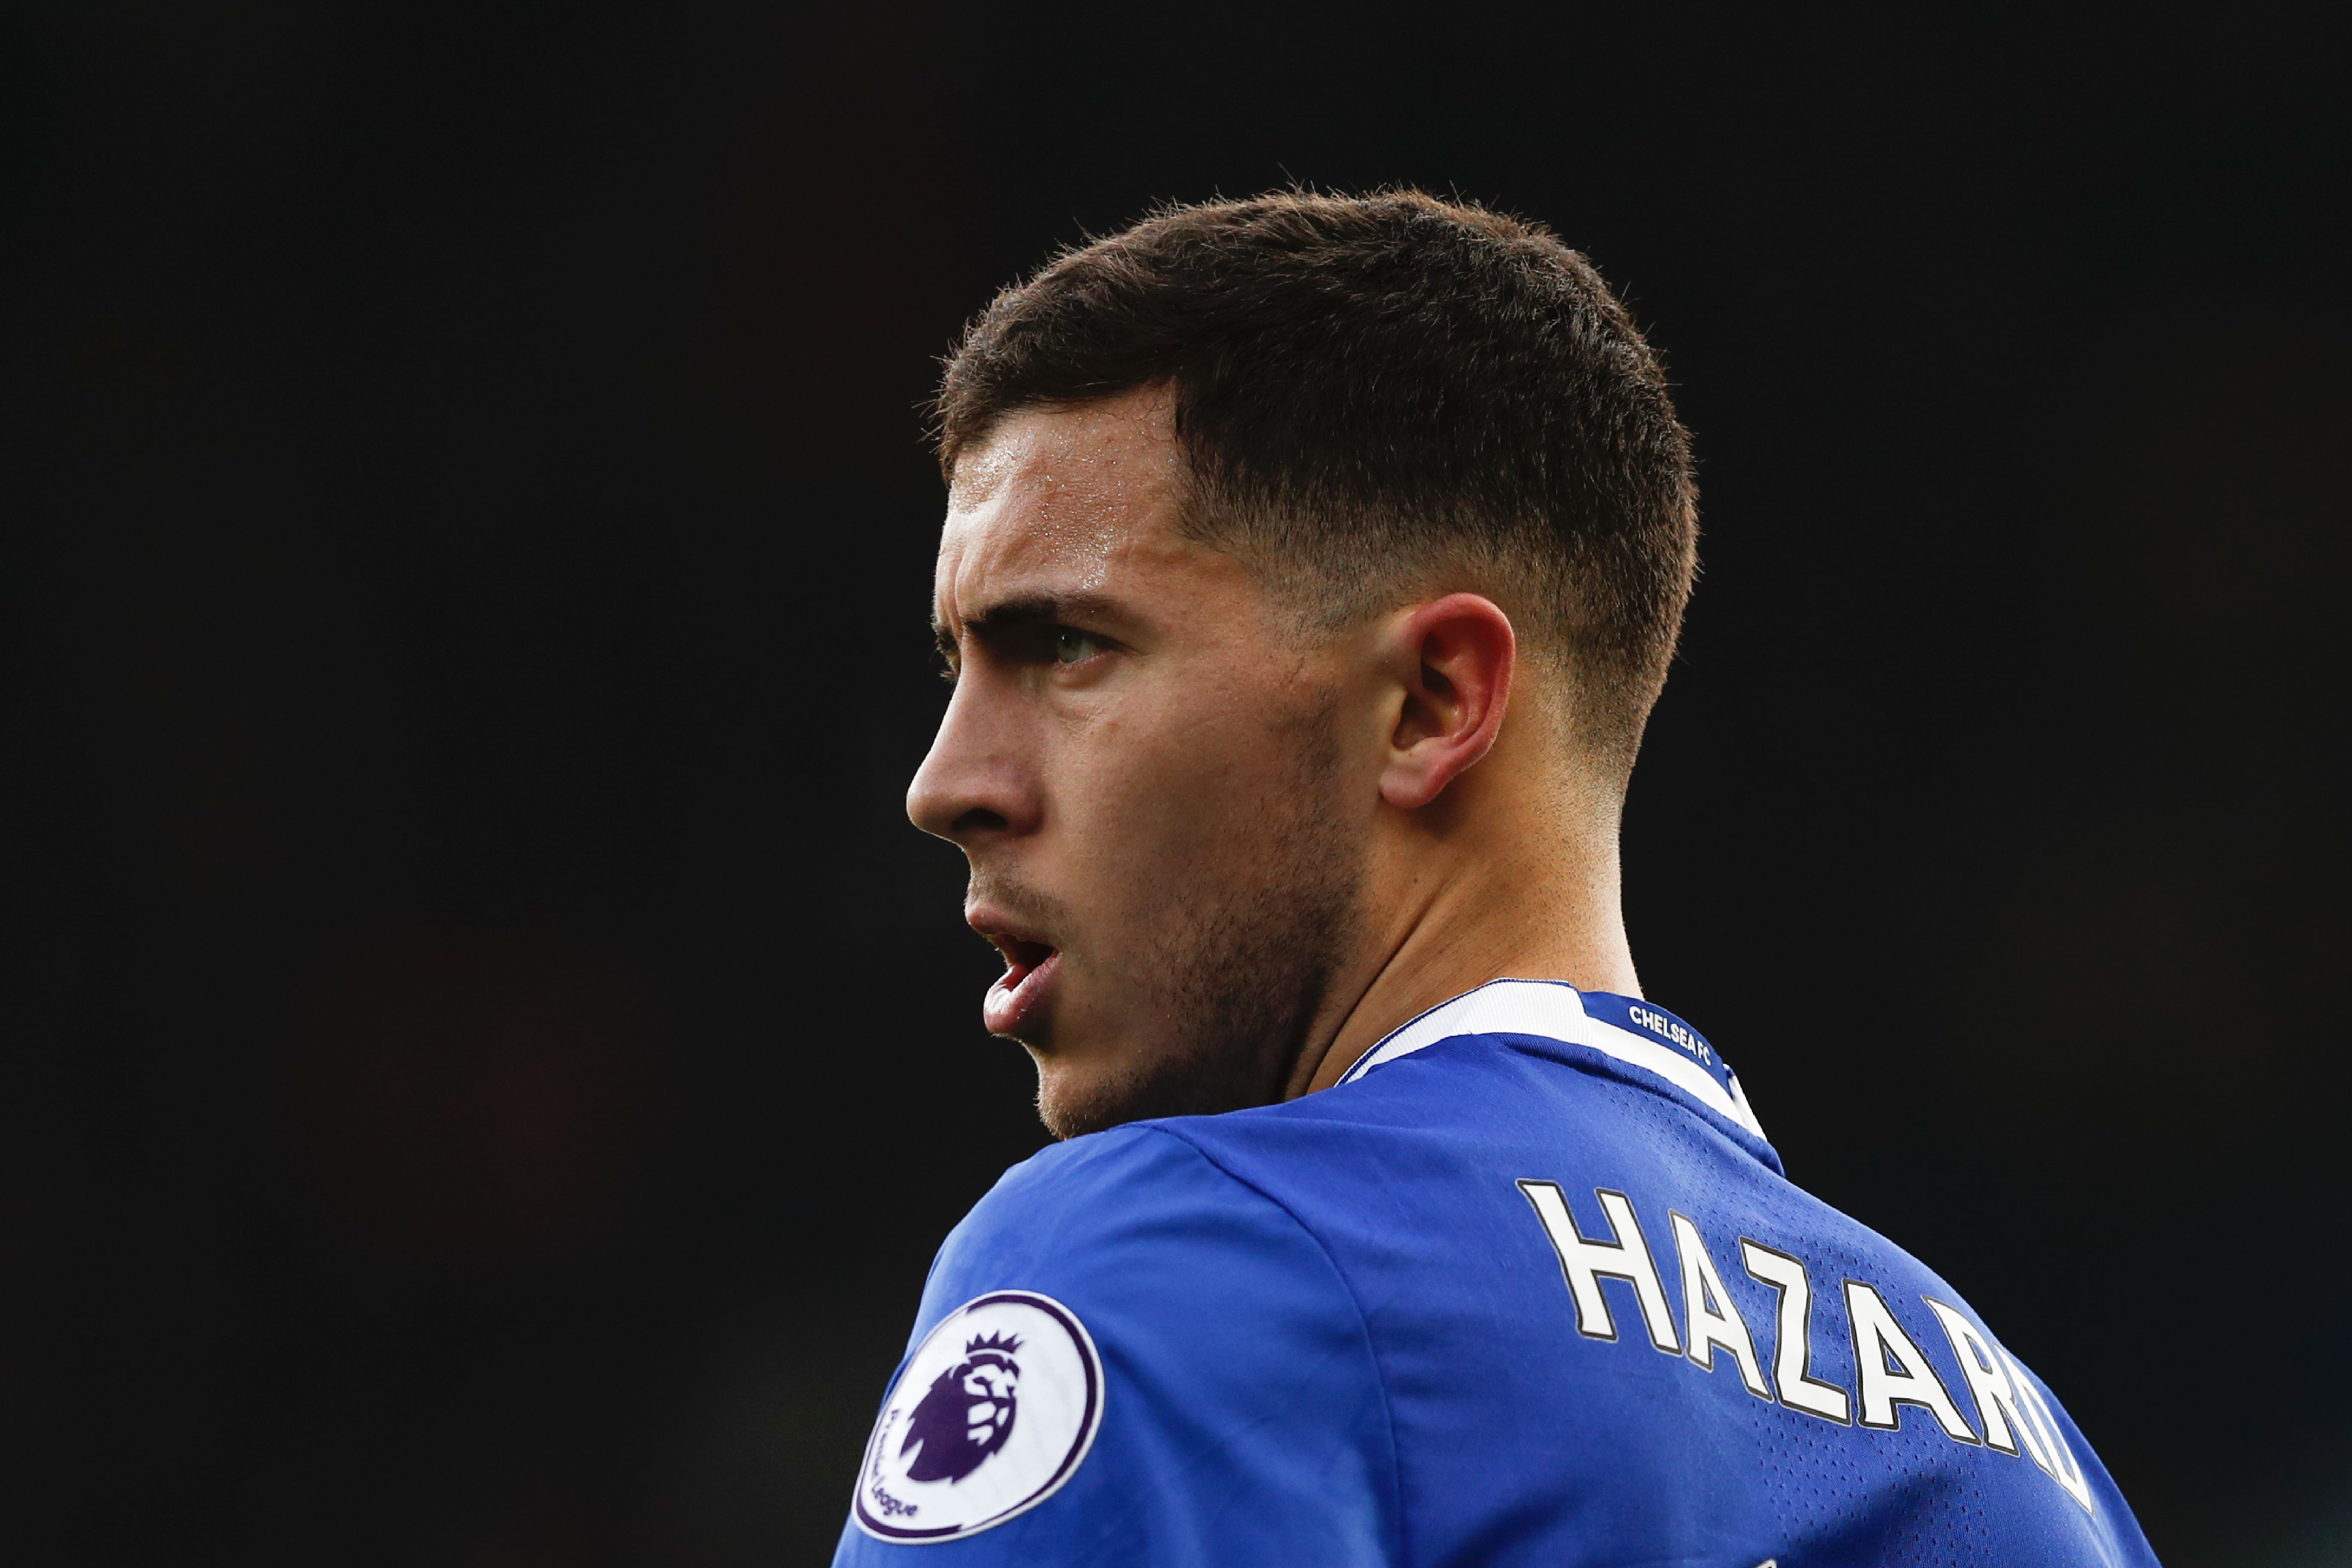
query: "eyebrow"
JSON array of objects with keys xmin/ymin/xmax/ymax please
[{"xmin": 932, "ymin": 591, "xmax": 1127, "ymax": 656}]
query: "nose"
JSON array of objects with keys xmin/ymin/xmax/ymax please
[{"xmin": 906, "ymin": 673, "xmax": 1042, "ymax": 845}]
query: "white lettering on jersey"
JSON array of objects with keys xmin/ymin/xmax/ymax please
[
  {"xmin": 1923, "ymin": 1298, "xmax": 2026, "ymax": 1455},
  {"xmin": 1671, "ymin": 1211, "xmax": 1771, "ymax": 1399},
  {"xmin": 2000, "ymin": 1345, "xmax": 2096, "ymax": 1511},
  {"xmin": 1740, "ymin": 1240, "xmax": 1853, "ymax": 1423},
  {"xmin": 1845, "ymin": 1280, "xmax": 1978, "ymax": 1441},
  {"xmin": 1516, "ymin": 1181, "xmax": 2099, "ymax": 1514},
  {"xmin": 1626, "ymin": 1004, "xmax": 1715, "ymax": 1064},
  {"xmin": 1516, "ymin": 1181, "xmax": 1681, "ymax": 1352}
]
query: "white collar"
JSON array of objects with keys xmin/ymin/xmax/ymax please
[{"xmin": 1338, "ymin": 978, "xmax": 1767, "ymax": 1141}]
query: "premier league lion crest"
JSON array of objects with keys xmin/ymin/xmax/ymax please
[
  {"xmin": 852, "ymin": 1291, "xmax": 1103, "ymax": 1543},
  {"xmin": 901, "ymin": 1331, "xmax": 1023, "ymax": 1482}
]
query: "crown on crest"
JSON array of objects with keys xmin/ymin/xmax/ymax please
[{"xmin": 965, "ymin": 1331, "xmax": 1023, "ymax": 1357}]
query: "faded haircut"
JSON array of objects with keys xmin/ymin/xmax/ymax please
[{"xmin": 934, "ymin": 189, "xmax": 1697, "ymax": 775}]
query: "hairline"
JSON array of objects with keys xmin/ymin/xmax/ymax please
[{"xmin": 947, "ymin": 386, "xmax": 1610, "ymax": 777}]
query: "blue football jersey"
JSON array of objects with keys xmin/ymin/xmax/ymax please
[{"xmin": 833, "ymin": 979, "xmax": 2157, "ymax": 1566}]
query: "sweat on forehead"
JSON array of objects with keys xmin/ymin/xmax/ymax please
[
  {"xmin": 946, "ymin": 386, "xmax": 1185, "ymax": 516},
  {"xmin": 934, "ymin": 392, "xmax": 1213, "ymax": 624}
]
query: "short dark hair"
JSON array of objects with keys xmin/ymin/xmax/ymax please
[{"xmin": 935, "ymin": 190, "xmax": 1697, "ymax": 774}]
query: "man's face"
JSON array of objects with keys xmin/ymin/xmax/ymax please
[{"xmin": 908, "ymin": 388, "xmax": 1369, "ymax": 1137}]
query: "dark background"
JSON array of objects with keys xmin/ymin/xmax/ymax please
[{"xmin": 5, "ymin": 4, "xmax": 2346, "ymax": 1564}]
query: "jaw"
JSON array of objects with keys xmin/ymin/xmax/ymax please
[
  {"xmin": 1021, "ymin": 944, "xmax": 1340, "ymax": 1139},
  {"xmin": 970, "ymin": 674, "xmax": 1369, "ymax": 1136},
  {"xmin": 1020, "ymin": 998, "xmax": 1133, "ymax": 1129}
]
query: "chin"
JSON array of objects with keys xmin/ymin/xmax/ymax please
[
  {"xmin": 1030, "ymin": 1031, "xmax": 1288, "ymax": 1141},
  {"xmin": 1028, "ymin": 1045, "xmax": 1150, "ymax": 1140},
  {"xmin": 1030, "ymin": 1058, "xmax": 1113, "ymax": 1142}
]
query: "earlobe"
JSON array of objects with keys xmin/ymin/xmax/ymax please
[{"xmin": 1379, "ymin": 594, "xmax": 1515, "ymax": 812}]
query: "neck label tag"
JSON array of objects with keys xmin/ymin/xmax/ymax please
[{"xmin": 1579, "ymin": 992, "xmax": 1736, "ymax": 1096}]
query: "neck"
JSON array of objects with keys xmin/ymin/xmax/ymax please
[{"xmin": 1289, "ymin": 789, "xmax": 1639, "ymax": 1097}]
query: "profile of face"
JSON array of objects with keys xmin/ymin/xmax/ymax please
[{"xmin": 907, "ymin": 386, "xmax": 1373, "ymax": 1137}]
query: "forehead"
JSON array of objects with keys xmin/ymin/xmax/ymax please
[{"xmin": 937, "ymin": 386, "xmax": 1200, "ymax": 610}]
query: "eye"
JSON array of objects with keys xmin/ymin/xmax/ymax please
[{"xmin": 1051, "ymin": 627, "xmax": 1105, "ymax": 665}]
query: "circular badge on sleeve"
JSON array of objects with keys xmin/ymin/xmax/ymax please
[{"xmin": 851, "ymin": 1290, "xmax": 1105, "ymax": 1544}]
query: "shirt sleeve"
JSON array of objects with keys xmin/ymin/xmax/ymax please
[{"xmin": 831, "ymin": 1124, "xmax": 1400, "ymax": 1568}]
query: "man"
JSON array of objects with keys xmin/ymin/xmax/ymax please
[{"xmin": 834, "ymin": 192, "xmax": 2156, "ymax": 1565}]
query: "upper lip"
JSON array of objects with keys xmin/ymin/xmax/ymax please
[{"xmin": 967, "ymin": 906, "xmax": 1057, "ymax": 968}]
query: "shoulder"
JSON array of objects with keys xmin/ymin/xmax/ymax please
[
  {"xmin": 926, "ymin": 1041, "xmax": 1632, "ymax": 1294},
  {"xmin": 851, "ymin": 1124, "xmax": 1400, "ymax": 1560},
  {"xmin": 934, "ymin": 1073, "xmax": 1485, "ymax": 1277},
  {"xmin": 925, "ymin": 1121, "xmax": 1343, "ymax": 1320}
]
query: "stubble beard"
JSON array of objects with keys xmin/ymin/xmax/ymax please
[{"xmin": 997, "ymin": 693, "xmax": 1365, "ymax": 1140}]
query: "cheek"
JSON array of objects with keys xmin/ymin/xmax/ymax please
[
  {"xmin": 1101, "ymin": 720, "xmax": 1333, "ymax": 914},
  {"xmin": 1032, "ymin": 668, "xmax": 1351, "ymax": 963},
  {"xmin": 1069, "ymin": 716, "xmax": 1263, "ymax": 865}
]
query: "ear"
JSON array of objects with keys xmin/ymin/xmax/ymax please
[{"xmin": 1379, "ymin": 593, "xmax": 1516, "ymax": 810}]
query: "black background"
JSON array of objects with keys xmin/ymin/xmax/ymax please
[{"xmin": 6, "ymin": 5, "xmax": 2347, "ymax": 1564}]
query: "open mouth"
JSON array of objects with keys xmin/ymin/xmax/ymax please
[{"xmin": 982, "ymin": 935, "xmax": 1060, "ymax": 1035}]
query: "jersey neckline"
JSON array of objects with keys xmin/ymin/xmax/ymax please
[{"xmin": 1336, "ymin": 978, "xmax": 1770, "ymax": 1145}]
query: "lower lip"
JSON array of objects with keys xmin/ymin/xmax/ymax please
[{"xmin": 983, "ymin": 949, "xmax": 1061, "ymax": 1035}]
